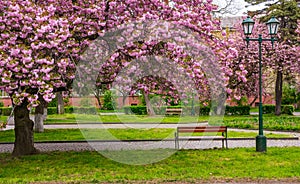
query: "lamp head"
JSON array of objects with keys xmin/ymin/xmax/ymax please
[
  {"xmin": 266, "ymin": 17, "xmax": 280, "ymax": 35},
  {"xmin": 242, "ymin": 16, "xmax": 255, "ymax": 35}
]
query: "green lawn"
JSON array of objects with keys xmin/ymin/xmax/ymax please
[
  {"xmin": 0, "ymin": 128, "xmax": 292, "ymax": 142},
  {"xmin": 44, "ymin": 113, "xmax": 209, "ymax": 124},
  {"xmin": 0, "ymin": 147, "xmax": 299, "ymax": 183},
  {"xmin": 2, "ymin": 113, "xmax": 300, "ymax": 132},
  {"xmin": 43, "ymin": 113, "xmax": 300, "ymax": 131}
]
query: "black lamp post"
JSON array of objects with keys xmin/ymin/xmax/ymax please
[{"xmin": 242, "ymin": 16, "xmax": 280, "ymax": 152}]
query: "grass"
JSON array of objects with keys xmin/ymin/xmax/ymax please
[
  {"xmin": 250, "ymin": 107, "xmax": 259, "ymax": 113},
  {"xmin": 2, "ymin": 113, "xmax": 300, "ymax": 132},
  {"xmin": 0, "ymin": 147, "xmax": 299, "ymax": 183},
  {"xmin": 0, "ymin": 129, "xmax": 292, "ymax": 142},
  {"xmin": 221, "ymin": 115, "xmax": 300, "ymax": 131},
  {"xmin": 43, "ymin": 113, "xmax": 300, "ymax": 131},
  {"xmin": 44, "ymin": 113, "xmax": 209, "ymax": 124}
]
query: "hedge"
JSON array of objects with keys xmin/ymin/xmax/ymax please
[
  {"xmin": 47, "ymin": 107, "xmax": 57, "ymax": 115},
  {"xmin": 124, "ymin": 106, "xmax": 147, "ymax": 115},
  {"xmin": 225, "ymin": 106, "xmax": 250, "ymax": 115},
  {"xmin": 262, "ymin": 104, "xmax": 294, "ymax": 115},
  {"xmin": 123, "ymin": 105, "xmax": 251, "ymax": 116},
  {"xmin": 47, "ymin": 106, "xmax": 97, "ymax": 115},
  {"xmin": 0, "ymin": 107, "xmax": 12, "ymax": 116}
]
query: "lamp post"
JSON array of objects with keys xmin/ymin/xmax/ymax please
[{"xmin": 242, "ymin": 16, "xmax": 280, "ymax": 152}]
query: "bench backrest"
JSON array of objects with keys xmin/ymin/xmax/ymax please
[
  {"xmin": 177, "ymin": 126, "xmax": 227, "ymax": 133},
  {"xmin": 166, "ymin": 109, "xmax": 182, "ymax": 112}
]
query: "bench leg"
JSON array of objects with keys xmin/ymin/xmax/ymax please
[
  {"xmin": 222, "ymin": 139, "xmax": 224, "ymax": 149},
  {"xmin": 175, "ymin": 132, "xmax": 178, "ymax": 149},
  {"xmin": 226, "ymin": 139, "xmax": 228, "ymax": 149}
]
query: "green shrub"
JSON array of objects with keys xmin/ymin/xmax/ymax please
[
  {"xmin": 103, "ymin": 91, "xmax": 116, "ymax": 110},
  {"xmin": 47, "ymin": 107, "xmax": 57, "ymax": 115},
  {"xmin": 0, "ymin": 107, "xmax": 12, "ymax": 116},
  {"xmin": 64, "ymin": 106, "xmax": 74, "ymax": 114},
  {"xmin": 124, "ymin": 106, "xmax": 147, "ymax": 115},
  {"xmin": 225, "ymin": 106, "xmax": 250, "ymax": 115},
  {"xmin": 47, "ymin": 106, "xmax": 97, "ymax": 114},
  {"xmin": 262, "ymin": 105, "xmax": 275, "ymax": 114},
  {"xmin": 199, "ymin": 106, "xmax": 210, "ymax": 115},
  {"xmin": 281, "ymin": 105, "xmax": 294, "ymax": 115},
  {"xmin": 48, "ymin": 97, "xmax": 57, "ymax": 107},
  {"xmin": 0, "ymin": 101, "xmax": 3, "ymax": 107},
  {"xmin": 262, "ymin": 104, "xmax": 294, "ymax": 115}
]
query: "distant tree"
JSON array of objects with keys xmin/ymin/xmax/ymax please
[{"xmin": 245, "ymin": 0, "xmax": 300, "ymax": 115}]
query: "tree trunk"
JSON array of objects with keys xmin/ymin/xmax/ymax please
[
  {"xmin": 122, "ymin": 95, "xmax": 127, "ymax": 107},
  {"xmin": 95, "ymin": 95, "xmax": 102, "ymax": 109},
  {"xmin": 275, "ymin": 70, "xmax": 283, "ymax": 116},
  {"xmin": 34, "ymin": 104, "xmax": 44, "ymax": 133},
  {"xmin": 94, "ymin": 88, "xmax": 102, "ymax": 109},
  {"xmin": 249, "ymin": 96, "xmax": 258, "ymax": 107},
  {"xmin": 57, "ymin": 91, "xmax": 64, "ymax": 114},
  {"xmin": 143, "ymin": 91, "xmax": 155, "ymax": 116},
  {"xmin": 34, "ymin": 95, "xmax": 47, "ymax": 133},
  {"xmin": 43, "ymin": 107, "xmax": 47, "ymax": 121},
  {"xmin": 12, "ymin": 100, "xmax": 39, "ymax": 157}
]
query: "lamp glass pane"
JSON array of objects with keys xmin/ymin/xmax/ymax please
[
  {"xmin": 248, "ymin": 23, "xmax": 254, "ymax": 34},
  {"xmin": 243, "ymin": 22, "xmax": 254, "ymax": 35},
  {"xmin": 268, "ymin": 23, "xmax": 276, "ymax": 34},
  {"xmin": 243, "ymin": 23, "xmax": 248, "ymax": 34}
]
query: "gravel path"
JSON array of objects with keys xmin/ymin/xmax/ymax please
[
  {"xmin": 1, "ymin": 139, "xmax": 299, "ymax": 153},
  {"xmin": 1, "ymin": 123, "xmax": 299, "ymax": 153}
]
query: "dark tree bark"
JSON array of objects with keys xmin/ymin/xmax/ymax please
[
  {"xmin": 57, "ymin": 92, "xmax": 65, "ymax": 114},
  {"xmin": 249, "ymin": 95, "xmax": 258, "ymax": 107},
  {"xmin": 12, "ymin": 100, "xmax": 39, "ymax": 157},
  {"xmin": 275, "ymin": 70, "xmax": 283, "ymax": 116},
  {"xmin": 143, "ymin": 91, "xmax": 155, "ymax": 116}
]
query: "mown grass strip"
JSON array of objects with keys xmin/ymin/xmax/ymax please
[
  {"xmin": 0, "ymin": 147, "xmax": 299, "ymax": 183},
  {"xmin": 0, "ymin": 128, "xmax": 292, "ymax": 143}
]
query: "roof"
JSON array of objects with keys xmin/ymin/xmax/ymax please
[{"xmin": 220, "ymin": 16, "xmax": 243, "ymax": 29}]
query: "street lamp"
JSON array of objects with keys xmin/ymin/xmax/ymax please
[{"xmin": 242, "ymin": 16, "xmax": 280, "ymax": 152}]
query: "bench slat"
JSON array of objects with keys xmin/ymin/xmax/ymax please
[
  {"xmin": 178, "ymin": 126, "xmax": 227, "ymax": 133},
  {"xmin": 178, "ymin": 129, "xmax": 226, "ymax": 133}
]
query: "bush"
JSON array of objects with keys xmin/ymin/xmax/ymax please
[
  {"xmin": 262, "ymin": 105, "xmax": 275, "ymax": 114},
  {"xmin": 48, "ymin": 106, "xmax": 98, "ymax": 115},
  {"xmin": 225, "ymin": 106, "xmax": 250, "ymax": 115},
  {"xmin": 0, "ymin": 107, "xmax": 12, "ymax": 116},
  {"xmin": 48, "ymin": 97, "xmax": 57, "ymax": 107},
  {"xmin": 103, "ymin": 91, "xmax": 116, "ymax": 110},
  {"xmin": 47, "ymin": 107, "xmax": 57, "ymax": 115},
  {"xmin": 64, "ymin": 106, "xmax": 74, "ymax": 114},
  {"xmin": 199, "ymin": 106, "xmax": 210, "ymax": 115},
  {"xmin": 281, "ymin": 105, "xmax": 294, "ymax": 115},
  {"xmin": 0, "ymin": 101, "xmax": 4, "ymax": 107},
  {"xmin": 262, "ymin": 104, "xmax": 294, "ymax": 115},
  {"xmin": 124, "ymin": 106, "xmax": 147, "ymax": 115}
]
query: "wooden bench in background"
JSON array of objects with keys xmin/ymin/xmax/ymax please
[
  {"xmin": 165, "ymin": 108, "xmax": 182, "ymax": 115},
  {"xmin": 174, "ymin": 126, "xmax": 228, "ymax": 149}
]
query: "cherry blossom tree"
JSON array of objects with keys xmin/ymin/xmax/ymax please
[
  {"xmin": 0, "ymin": 0, "xmax": 244, "ymax": 156},
  {"xmin": 225, "ymin": 18, "xmax": 300, "ymax": 110},
  {"xmin": 0, "ymin": 0, "xmax": 181, "ymax": 156}
]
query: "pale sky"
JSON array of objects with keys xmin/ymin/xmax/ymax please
[{"xmin": 213, "ymin": 0, "xmax": 278, "ymax": 16}]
